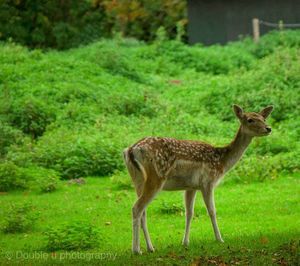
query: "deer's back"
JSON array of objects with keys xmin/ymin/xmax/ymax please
[{"xmin": 130, "ymin": 137, "xmax": 224, "ymax": 187}]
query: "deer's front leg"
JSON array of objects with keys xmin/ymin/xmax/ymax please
[
  {"xmin": 202, "ymin": 187, "xmax": 224, "ymax": 242},
  {"xmin": 182, "ymin": 190, "xmax": 197, "ymax": 246}
]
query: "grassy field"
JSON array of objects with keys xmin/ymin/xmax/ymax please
[
  {"xmin": 0, "ymin": 174, "xmax": 299, "ymax": 265},
  {"xmin": 0, "ymin": 30, "xmax": 300, "ymax": 265}
]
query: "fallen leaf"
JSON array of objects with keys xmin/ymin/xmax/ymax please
[
  {"xmin": 169, "ymin": 79, "xmax": 182, "ymax": 85},
  {"xmin": 260, "ymin": 236, "xmax": 269, "ymax": 244},
  {"xmin": 276, "ymin": 257, "xmax": 288, "ymax": 266}
]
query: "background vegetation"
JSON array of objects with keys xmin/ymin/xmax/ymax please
[
  {"xmin": 0, "ymin": 30, "xmax": 299, "ymax": 265},
  {"xmin": 1, "ymin": 30, "xmax": 300, "ymax": 185},
  {"xmin": 0, "ymin": 0, "xmax": 186, "ymax": 49}
]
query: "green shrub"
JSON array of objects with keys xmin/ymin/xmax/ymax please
[
  {"xmin": 52, "ymin": 22, "xmax": 78, "ymax": 50},
  {"xmin": 154, "ymin": 40, "xmax": 255, "ymax": 75},
  {"xmin": 274, "ymin": 151, "xmax": 300, "ymax": 174},
  {"xmin": 2, "ymin": 203, "xmax": 39, "ymax": 233},
  {"xmin": 0, "ymin": 122, "xmax": 24, "ymax": 157},
  {"xmin": 200, "ymin": 49, "xmax": 300, "ymax": 122},
  {"xmin": 111, "ymin": 170, "xmax": 132, "ymax": 190},
  {"xmin": 0, "ymin": 32, "xmax": 300, "ymax": 185},
  {"xmin": 0, "ymin": 161, "xmax": 60, "ymax": 192},
  {"xmin": 106, "ymin": 92, "xmax": 162, "ymax": 117},
  {"xmin": 228, "ymin": 155, "xmax": 282, "ymax": 183},
  {"xmin": 251, "ymin": 30, "xmax": 300, "ymax": 58},
  {"xmin": 45, "ymin": 220, "xmax": 101, "ymax": 251},
  {"xmin": 32, "ymin": 128, "xmax": 124, "ymax": 178},
  {"xmin": 95, "ymin": 46, "xmax": 145, "ymax": 83},
  {"xmin": 39, "ymin": 175, "xmax": 59, "ymax": 193},
  {"xmin": 159, "ymin": 201, "xmax": 184, "ymax": 215},
  {"xmin": 253, "ymin": 136, "xmax": 290, "ymax": 156},
  {"xmin": 54, "ymin": 87, "xmax": 95, "ymax": 105},
  {"xmin": 0, "ymin": 161, "xmax": 28, "ymax": 191},
  {"xmin": 56, "ymin": 101, "xmax": 98, "ymax": 126},
  {"xmin": 0, "ymin": 0, "xmax": 186, "ymax": 49},
  {"xmin": 228, "ymin": 151, "xmax": 299, "ymax": 184},
  {"xmin": 21, "ymin": 166, "xmax": 60, "ymax": 193},
  {"xmin": 8, "ymin": 96, "xmax": 56, "ymax": 138}
]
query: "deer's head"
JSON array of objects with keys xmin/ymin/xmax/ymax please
[{"xmin": 233, "ymin": 104, "xmax": 273, "ymax": 137}]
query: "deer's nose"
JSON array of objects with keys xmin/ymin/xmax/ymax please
[{"xmin": 266, "ymin": 127, "xmax": 272, "ymax": 133}]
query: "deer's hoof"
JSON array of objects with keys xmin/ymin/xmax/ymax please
[
  {"xmin": 217, "ymin": 238, "xmax": 224, "ymax": 243},
  {"xmin": 182, "ymin": 240, "xmax": 189, "ymax": 247},
  {"xmin": 147, "ymin": 246, "xmax": 155, "ymax": 253},
  {"xmin": 132, "ymin": 249, "xmax": 142, "ymax": 255}
]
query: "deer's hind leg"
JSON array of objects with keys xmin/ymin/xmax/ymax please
[
  {"xmin": 132, "ymin": 168, "xmax": 164, "ymax": 254},
  {"xmin": 141, "ymin": 209, "xmax": 154, "ymax": 252},
  {"xmin": 132, "ymin": 176, "xmax": 155, "ymax": 253}
]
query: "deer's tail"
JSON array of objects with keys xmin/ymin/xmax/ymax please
[{"xmin": 123, "ymin": 147, "xmax": 147, "ymax": 182}]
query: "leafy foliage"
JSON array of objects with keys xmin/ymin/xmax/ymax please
[
  {"xmin": 2, "ymin": 202, "xmax": 39, "ymax": 233},
  {"xmin": 0, "ymin": 162, "xmax": 60, "ymax": 192},
  {"xmin": 8, "ymin": 96, "xmax": 56, "ymax": 138},
  {"xmin": 22, "ymin": 166, "xmax": 61, "ymax": 193},
  {"xmin": 0, "ymin": 30, "xmax": 300, "ymax": 185},
  {"xmin": 0, "ymin": 161, "xmax": 29, "ymax": 191},
  {"xmin": 159, "ymin": 201, "xmax": 184, "ymax": 215},
  {"xmin": 0, "ymin": 0, "xmax": 186, "ymax": 49},
  {"xmin": 110, "ymin": 170, "xmax": 133, "ymax": 190},
  {"xmin": 45, "ymin": 220, "xmax": 101, "ymax": 251},
  {"xmin": 30, "ymin": 128, "xmax": 124, "ymax": 179},
  {"xmin": 0, "ymin": 122, "xmax": 24, "ymax": 157}
]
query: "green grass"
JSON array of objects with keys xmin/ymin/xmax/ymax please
[{"xmin": 0, "ymin": 175, "xmax": 299, "ymax": 265}]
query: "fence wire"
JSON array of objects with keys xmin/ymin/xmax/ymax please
[{"xmin": 259, "ymin": 20, "xmax": 300, "ymax": 28}]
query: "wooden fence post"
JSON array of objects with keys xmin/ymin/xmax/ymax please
[
  {"xmin": 252, "ymin": 18, "xmax": 260, "ymax": 43},
  {"xmin": 279, "ymin": 20, "xmax": 284, "ymax": 30}
]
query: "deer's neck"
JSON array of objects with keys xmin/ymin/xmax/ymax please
[{"xmin": 221, "ymin": 126, "xmax": 253, "ymax": 172}]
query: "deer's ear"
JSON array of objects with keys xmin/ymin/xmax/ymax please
[
  {"xmin": 260, "ymin": 105, "xmax": 274, "ymax": 119},
  {"xmin": 233, "ymin": 104, "xmax": 244, "ymax": 120}
]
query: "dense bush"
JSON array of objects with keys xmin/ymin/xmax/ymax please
[
  {"xmin": 0, "ymin": 161, "xmax": 29, "ymax": 191},
  {"xmin": 0, "ymin": 122, "xmax": 24, "ymax": 157},
  {"xmin": 0, "ymin": 0, "xmax": 186, "ymax": 49},
  {"xmin": 0, "ymin": 0, "xmax": 108, "ymax": 49},
  {"xmin": 8, "ymin": 96, "xmax": 56, "ymax": 138},
  {"xmin": 22, "ymin": 167, "xmax": 61, "ymax": 193},
  {"xmin": 0, "ymin": 161, "xmax": 60, "ymax": 192},
  {"xmin": 159, "ymin": 201, "xmax": 184, "ymax": 215},
  {"xmin": 94, "ymin": 45, "xmax": 146, "ymax": 83},
  {"xmin": 106, "ymin": 92, "xmax": 163, "ymax": 117},
  {"xmin": 111, "ymin": 170, "xmax": 132, "ymax": 190},
  {"xmin": 154, "ymin": 40, "xmax": 255, "ymax": 74},
  {"xmin": 31, "ymin": 128, "xmax": 124, "ymax": 179},
  {"xmin": 229, "ymin": 156, "xmax": 282, "ymax": 183},
  {"xmin": 2, "ymin": 203, "xmax": 39, "ymax": 233},
  {"xmin": 45, "ymin": 220, "xmax": 101, "ymax": 251},
  {"xmin": 199, "ymin": 48, "xmax": 300, "ymax": 121},
  {"xmin": 0, "ymin": 30, "xmax": 299, "ymax": 184},
  {"xmin": 250, "ymin": 30, "xmax": 300, "ymax": 58}
]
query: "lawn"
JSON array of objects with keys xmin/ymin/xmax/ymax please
[{"xmin": 0, "ymin": 174, "xmax": 299, "ymax": 265}]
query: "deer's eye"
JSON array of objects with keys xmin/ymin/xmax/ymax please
[{"xmin": 247, "ymin": 118, "xmax": 254, "ymax": 123}]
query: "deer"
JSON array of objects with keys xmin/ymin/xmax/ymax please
[{"xmin": 123, "ymin": 104, "xmax": 273, "ymax": 254}]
